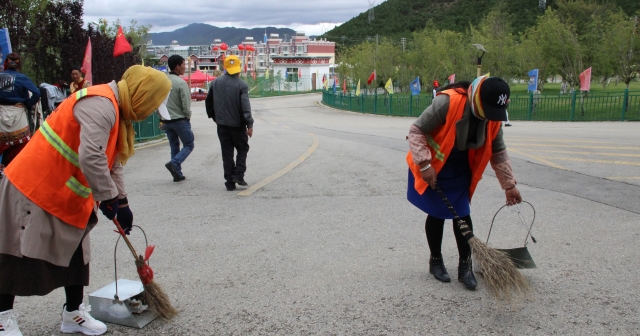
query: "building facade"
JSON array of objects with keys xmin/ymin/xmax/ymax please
[{"xmin": 147, "ymin": 32, "xmax": 336, "ymax": 79}]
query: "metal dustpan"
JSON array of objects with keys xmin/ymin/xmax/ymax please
[
  {"xmin": 487, "ymin": 201, "xmax": 537, "ymax": 269},
  {"xmin": 88, "ymin": 226, "xmax": 157, "ymax": 328}
]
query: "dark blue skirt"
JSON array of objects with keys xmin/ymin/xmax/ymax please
[{"xmin": 407, "ymin": 148, "xmax": 471, "ymax": 219}]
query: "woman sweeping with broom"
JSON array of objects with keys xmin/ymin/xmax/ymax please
[
  {"xmin": 0, "ymin": 66, "xmax": 172, "ymax": 336},
  {"xmin": 407, "ymin": 76, "xmax": 523, "ymax": 292}
]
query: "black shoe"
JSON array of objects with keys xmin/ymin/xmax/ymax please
[
  {"xmin": 165, "ymin": 162, "xmax": 180, "ymax": 180},
  {"xmin": 429, "ymin": 257, "xmax": 451, "ymax": 283},
  {"xmin": 505, "ymin": 123, "xmax": 512, "ymax": 127},
  {"xmin": 225, "ymin": 182, "xmax": 236, "ymax": 191},
  {"xmin": 232, "ymin": 178, "xmax": 248, "ymax": 186},
  {"xmin": 458, "ymin": 259, "xmax": 477, "ymax": 290},
  {"xmin": 174, "ymin": 175, "xmax": 186, "ymax": 182}
]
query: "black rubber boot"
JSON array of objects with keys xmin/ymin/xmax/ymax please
[
  {"xmin": 458, "ymin": 259, "xmax": 477, "ymax": 290},
  {"xmin": 429, "ymin": 256, "xmax": 451, "ymax": 283}
]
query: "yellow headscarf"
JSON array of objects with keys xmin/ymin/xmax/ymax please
[{"xmin": 116, "ymin": 65, "xmax": 171, "ymax": 164}]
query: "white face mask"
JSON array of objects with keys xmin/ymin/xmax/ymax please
[{"xmin": 157, "ymin": 90, "xmax": 171, "ymax": 120}]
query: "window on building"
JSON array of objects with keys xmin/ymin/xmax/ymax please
[
  {"xmin": 286, "ymin": 68, "xmax": 299, "ymax": 82},
  {"xmin": 270, "ymin": 48, "xmax": 276, "ymax": 54}
]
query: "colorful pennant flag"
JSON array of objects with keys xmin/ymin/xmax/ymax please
[
  {"xmin": 367, "ymin": 70, "xmax": 376, "ymax": 85},
  {"xmin": 579, "ymin": 67, "xmax": 592, "ymax": 92},
  {"xmin": 355, "ymin": 79, "xmax": 361, "ymax": 96},
  {"xmin": 410, "ymin": 76, "xmax": 420, "ymax": 96},
  {"xmin": 342, "ymin": 79, "xmax": 347, "ymax": 94},
  {"xmin": 447, "ymin": 74, "xmax": 455, "ymax": 84},
  {"xmin": 385, "ymin": 78, "xmax": 394, "ymax": 94},
  {"xmin": 527, "ymin": 69, "xmax": 539, "ymax": 92}
]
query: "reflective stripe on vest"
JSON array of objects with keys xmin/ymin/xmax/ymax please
[
  {"xmin": 426, "ymin": 134, "xmax": 445, "ymax": 162},
  {"xmin": 66, "ymin": 176, "xmax": 92, "ymax": 198},
  {"xmin": 40, "ymin": 121, "xmax": 80, "ymax": 168},
  {"xmin": 76, "ymin": 88, "xmax": 88, "ymax": 100}
]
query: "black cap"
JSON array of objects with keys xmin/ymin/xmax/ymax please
[{"xmin": 480, "ymin": 77, "xmax": 510, "ymax": 121}]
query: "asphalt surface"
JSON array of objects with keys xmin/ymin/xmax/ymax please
[{"xmin": 13, "ymin": 94, "xmax": 640, "ymax": 335}]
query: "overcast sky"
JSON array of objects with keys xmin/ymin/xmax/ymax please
[{"xmin": 83, "ymin": 0, "xmax": 374, "ymax": 35}]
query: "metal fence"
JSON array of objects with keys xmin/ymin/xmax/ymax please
[
  {"xmin": 134, "ymin": 112, "xmax": 164, "ymax": 142},
  {"xmin": 322, "ymin": 89, "xmax": 640, "ymax": 121}
]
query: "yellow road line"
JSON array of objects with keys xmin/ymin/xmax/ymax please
[
  {"xmin": 606, "ymin": 176, "xmax": 640, "ymax": 180},
  {"xmin": 535, "ymin": 156, "xmax": 640, "ymax": 166},
  {"xmin": 510, "ymin": 149, "xmax": 640, "ymax": 158},
  {"xmin": 509, "ymin": 148, "xmax": 569, "ymax": 170},
  {"xmin": 508, "ymin": 143, "xmax": 640, "ymax": 151},
  {"xmin": 239, "ymin": 133, "xmax": 319, "ymax": 196},
  {"xmin": 135, "ymin": 139, "xmax": 168, "ymax": 150}
]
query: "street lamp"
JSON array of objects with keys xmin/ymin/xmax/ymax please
[{"xmin": 472, "ymin": 43, "xmax": 487, "ymax": 78}]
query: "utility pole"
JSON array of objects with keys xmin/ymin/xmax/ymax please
[
  {"xmin": 375, "ymin": 34, "xmax": 379, "ymax": 46},
  {"xmin": 401, "ymin": 37, "xmax": 406, "ymax": 52}
]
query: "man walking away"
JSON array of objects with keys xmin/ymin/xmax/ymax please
[
  {"xmin": 205, "ymin": 55, "xmax": 253, "ymax": 191},
  {"xmin": 163, "ymin": 55, "xmax": 194, "ymax": 182}
]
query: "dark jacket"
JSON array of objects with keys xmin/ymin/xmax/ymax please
[
  {"xmin": 205, "ymin": 73, "xmax": 253, "ymax": 129},
  {"xmin": 0, "ymin": 70, "xmax": 41, "ymax": 109}
]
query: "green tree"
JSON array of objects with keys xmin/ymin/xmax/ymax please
[
  {"xmin": 601, "ymin": 12, "xmax": 640, "ymax": 89},
  {"xmin": 470, "ymin": 8, "xmax": 518, "ymax": 80}
]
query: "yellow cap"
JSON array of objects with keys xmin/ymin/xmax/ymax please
[{"xmin": 224, "ymin": 55, "xmax": 241, "ymax": 75}]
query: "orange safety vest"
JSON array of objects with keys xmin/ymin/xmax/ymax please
[
  {"xmin": 5, "ymin": 85, "xmax": 120, "ymax": 229},
  {"xmin": 406, "ymin": 88, "xmax": 501, "ymax": 200}
]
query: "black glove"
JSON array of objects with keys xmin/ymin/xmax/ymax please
[
  {"xmin": 117, "ymin": 197, "xmax": 133, "ymax": 235},
  {"xmin": 99, "ymin": 197, "xmax": 119, "ymax": 220}
]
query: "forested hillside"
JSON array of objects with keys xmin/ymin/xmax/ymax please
[
  {"xmin": 324, "ymin": 0, "xmax": 640, "ymax": 44},
  {"xmin": 333, "ymin": 0, "xmax": 640, "ymax": 92}
]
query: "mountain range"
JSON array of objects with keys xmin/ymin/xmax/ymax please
[{"xmin": 148, "ymin": 23, "xmax": 297, "ymax": 46}]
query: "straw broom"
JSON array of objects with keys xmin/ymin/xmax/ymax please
[
  {"xmin": 113, "ymin": 218, "xmax": 178, "ymax": 320},
  {"xmin": 434, "ymin": 184, "xmax": 531, "ymax": 301}
]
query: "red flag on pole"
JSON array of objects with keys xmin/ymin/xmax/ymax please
[
  {"xmin": 342, "ymin": 79, "xmax": 347, "ymax": 94},
  {"xmin": 251, "ymin": 71, "xmax": 256, "ymax": 80},
  {"xmin": 298, "ymin": 69, "xmax": 302, "ymax": 78},
  {"xmin": 367, "ymin": 70, "xmax": 376, "ymax": 85},
  {"xmin": 579, "ymin": 67, "xmax": 591, "ymax": 92},
  {"xmin": 113, "ymin": 26, "xmax": 132, "ymax": 57},
  {"xmin": 81, "ymin": 37, "xmax": 92, "ymax": 85}
]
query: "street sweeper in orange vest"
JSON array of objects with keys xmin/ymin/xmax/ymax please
[{"xmin": 0, "ymin": 65, "xmax": 171, "ymax": 336}]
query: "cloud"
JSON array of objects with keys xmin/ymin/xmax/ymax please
[{"xmin": 83, "ymin": 0, "xmax": 369, "ymax": 34}]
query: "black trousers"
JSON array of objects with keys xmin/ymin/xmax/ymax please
[
  {"xmin": 216, "ymin": 125, "xmax": 249, "ymax": 184},
  {"xmin": 425, "ymin": 215, "xmax": 473, "ymax": 261}
]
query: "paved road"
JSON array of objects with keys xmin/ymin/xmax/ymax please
[{"xmin": 16, "ymin": 94, "xmax": 640, "ymax": 335}]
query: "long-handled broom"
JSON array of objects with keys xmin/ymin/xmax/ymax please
[
  {"xmin": 433, "ymin": 184, "xmax": 531, "ymax": 301},
  {"xmin": 112, "ymin": 218, "xmax": 178, "ymax": 320}
]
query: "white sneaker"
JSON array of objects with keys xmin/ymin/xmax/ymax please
[
  {"xmin": 0, "ymin": 310, "xmax": 23, "ymax": 336},
  {"xmin": 61, "ymin": 304, "xmax": 107, "ymax": 335}
]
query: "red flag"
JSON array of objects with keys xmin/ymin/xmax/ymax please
[
  {"xmin": 113, "ymin": 26, "xmax": 132, "ymax": 57},
  {"xmin": 579, "ymin": 67, "xmax": 591, "ymax": 92},
  {"xmin": 298, "ymin": 69, "xmax": 302, "ymax": 78},
  {"xmin": 342, "ymin": 79, "xmax": 347, "ymax": 94},
  {"xmin": 322, "ymin": 74, "xmax": 326, "ymax": 83},
  {"xmin": 251, "ymin": 71, "xmax": 256, "ymax": 80},
  {"xmin": 367, "ymin": 70, "xmax": 376, "ymax": 85},
  {"xmin": 81, "ymin": 38, "xmax": 92, "ymax": 85},
  {"xmin": 244, "ymin": 61, "xmax": 247, "ymax": 73}
]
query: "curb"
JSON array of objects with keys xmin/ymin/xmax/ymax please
[{"xmin": 134, "ymin": 136, "xmax": 167, "ymax": 148}]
